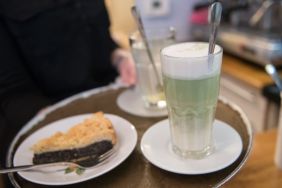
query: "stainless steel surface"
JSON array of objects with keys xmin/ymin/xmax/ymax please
[
  {"xmin": 131, "ymin": 6, "xmax": 163, "ymax": 89},
  {"xmin": 218, "ymin": 26, "xmax": 282, "ymax": 66},
  {"xmin": 1, "ymin": 146, "xmax": 116, "ymax": 174},
  {"xmin": 191, "ymin": 0, "xmax": 282, "ymax": 66},
  {"xmin": 226, "ymin": 0, "xmax": 282, "ymax": 65}
]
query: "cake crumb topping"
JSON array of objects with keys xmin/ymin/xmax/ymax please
[{"xmin": 32, "ymin": 112, "xmax": 117, "ymax": 153}]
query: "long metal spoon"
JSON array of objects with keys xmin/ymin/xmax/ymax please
[
  {"xmin": 265, "ymin": 63, "xmax": 282, "ymax": 91},
  {"xmin": 131, "ymin": 6, "xmax": 163, "ymax": 89},
  {"xmin": 208, "ymin": 2, "xmax": 222, "ymax": 63}
]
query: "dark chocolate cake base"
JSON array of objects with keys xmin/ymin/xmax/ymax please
[{"xmin": 33, "ymin": 140, "xmax": 113, "ymax": 164}]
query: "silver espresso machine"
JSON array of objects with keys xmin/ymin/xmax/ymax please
[{"xmin": 191, "ymin": 0, "xmax": 282, "ymax": 66}]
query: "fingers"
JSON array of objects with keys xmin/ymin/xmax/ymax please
[
  {"xmin": 112, "ymin": 49, "xmax": 137, "ymax": 86},
  {"xmin": 120, "ymin": 59, "xmax": 136, "ymax": 86}
]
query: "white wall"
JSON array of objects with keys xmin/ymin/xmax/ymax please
[
  {"xmin": 105, "ymin": 0, "xmax": 137, "ymax": 48},
  {"xmin": 136, "ymin": 0, "xmax": 199, "ymax": 41}
]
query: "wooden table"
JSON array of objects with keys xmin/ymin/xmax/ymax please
[{"xmin": 226, "ymin": 130, "xmax": 282, "ymax": 187}]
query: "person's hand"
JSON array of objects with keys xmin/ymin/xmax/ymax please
[{"xmin": 112, "ymin": 49, "xmax": 136, "ymax": 86}]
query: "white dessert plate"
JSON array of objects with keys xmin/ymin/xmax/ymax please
[
  {"xmin": 141, "ymin": 119, "xmax": 242, "ymax": 174},
  {"xmin": 13, "ymin": 114, "xmax": 137, "ymax": 185},
  {"xmin": 117, "ymin": 89, "xmax": 167, "ymax": 117}
]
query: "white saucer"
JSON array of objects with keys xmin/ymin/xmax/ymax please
[
  {"xmin": 117, "ymin": 89, "xmax": 167, "ymax": 117},
  {"xmin": 13, "ymin": 114, "xmax": 137, "ymax": 185},
  {"xmin": 141, "ymin": 119, "xmax": 242, "ymax": 174}
]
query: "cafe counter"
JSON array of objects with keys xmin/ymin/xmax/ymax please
[{"xmin": 220, "ymin": 54, "xmax": 280, "ymax": 132}]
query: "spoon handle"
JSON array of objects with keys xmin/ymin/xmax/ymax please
[
  {"xmin": 208, "ymin": 2, "xmax": 222, "ymax": 55},
  {"xmin": 131, "ymin": 6, "xmax": 163, "ymax": 87},
  {"xmin": 208, "ymin": 25, "xmax": 218, "ymax": 55}
]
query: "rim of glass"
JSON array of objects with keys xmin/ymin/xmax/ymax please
[
  {"xmin": 129, "ymin": 27, "xmax": 175, "ymax": 41},
  {"xmin": 161, "ymin": 42, "xmax": 223, "ymax": 59}
]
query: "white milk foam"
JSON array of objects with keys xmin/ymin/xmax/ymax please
[{"xmin": 161, "ymin": 42, "xmax": 222, "ymax": 80}]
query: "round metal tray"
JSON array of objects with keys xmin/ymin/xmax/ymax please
[{"xmin": 6, "ymin": 85, "xmax": 253, "ymax": 188}]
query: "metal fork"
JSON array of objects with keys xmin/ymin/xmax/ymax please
[{"xmin": 0, "ymin": 147, "xmax": 116, "ymax": 174}]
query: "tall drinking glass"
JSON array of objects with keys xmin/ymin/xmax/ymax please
[
  {"xmin": 130, "ymin": 28, "xmax": 175, "ymax": 109},
  {"xmin": 161, "ymin": 42, "xmax": 223, "ymax": 159}
]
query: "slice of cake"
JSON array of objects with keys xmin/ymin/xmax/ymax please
[{"xmin": 32, "ymin": 112, "xmax": 117, "ymax": 164}]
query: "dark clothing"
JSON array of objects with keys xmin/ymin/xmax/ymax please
[
  {"xmin": 0, "ymin": 0, "xmax": 118, "ymax": 167},
  {"xmin": 1, "ymin": 0, "xmax": 118, "ymax": 99}
]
